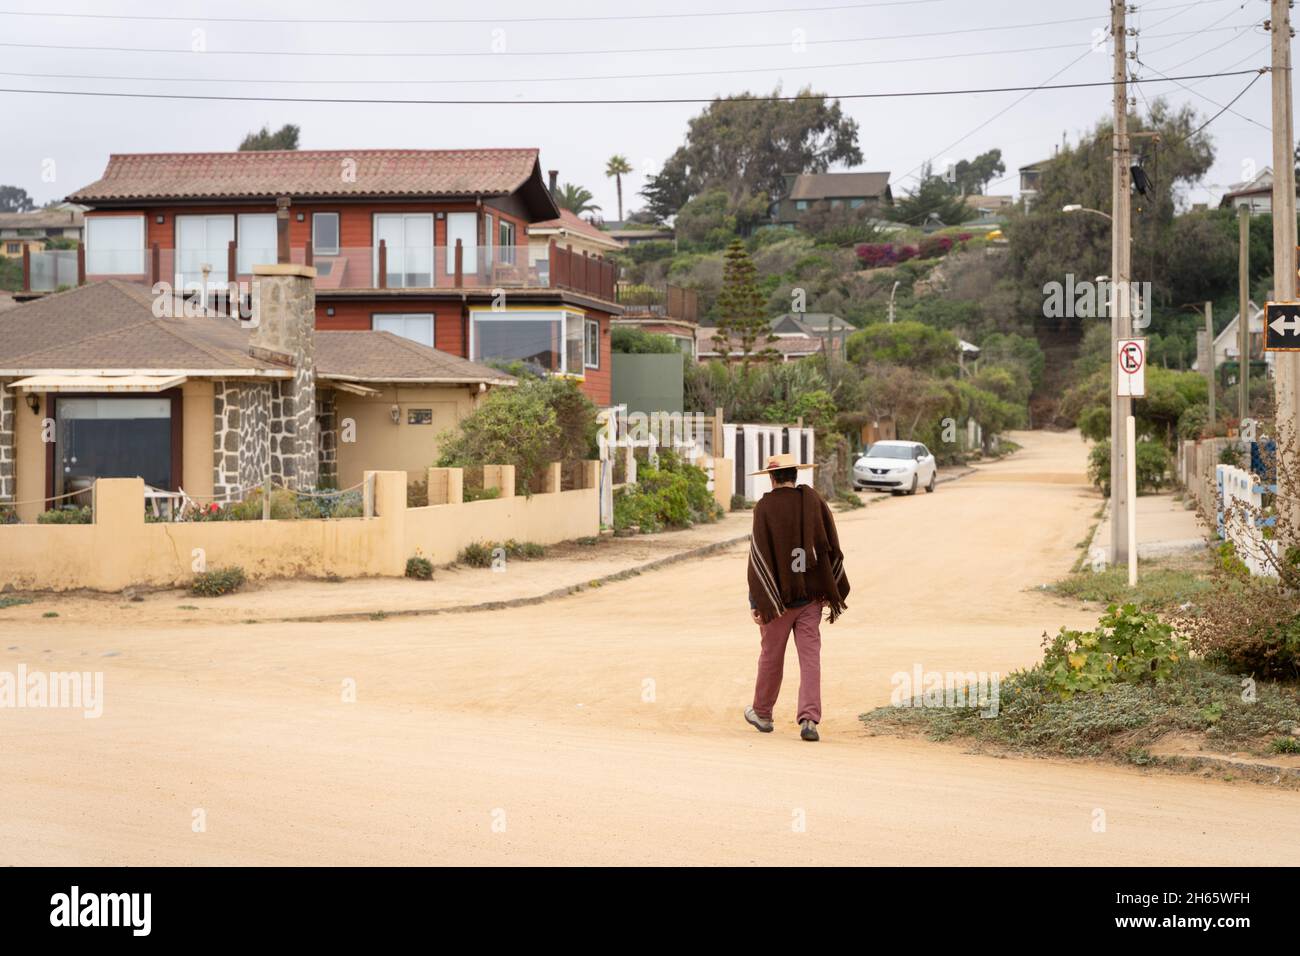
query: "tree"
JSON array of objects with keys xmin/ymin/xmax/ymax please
[
  {"xmin": 952, "ymin": 148, "xmax": 1006, "ymax": 195},
  {"xmin": 0, "ymin": 185, "xmax": 35, "ymax": 212},
  {"xmin": 675, "ymin": 188, "xmax": 768, "ymax": 247},
  {"xmin": 553, "ymin": 182, "xmax": 601, "ymax": 216},
  {"xmin": 605, "ymin": 155, "xmax": 632, "ymax": 223},
  {"xmin": 641, "ymin": 87, "xmax": 862, "ymax": 218},
  {"xmin": 890, "ymin": 164, "xmax": 971, "ymax": 227},
  {"xmin": 239, "ymin": 124, "xmax": 301, "ymax": 151},
  {"xmin": 846, "ymin": 321, "xmax": 959, "ymax": 375},
  {"xmin": 713, "ymin": 239, "xmax": 775, "ymax": 366}
]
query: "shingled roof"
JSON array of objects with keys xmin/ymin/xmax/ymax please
[
  {"xmin": 785, "ymin": 171, "xmax": 891, "ymax": 201},
  {"xmin": 0, "ymin": 280, "xmax": 514, "ymax": 386},
  {"xmin": 68, "ymin": 148, "xmax": 560, "ymax": 219}
]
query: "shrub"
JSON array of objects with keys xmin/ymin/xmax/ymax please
[
  {"xmin": 614, "ymin": 450, "xmax": 722, "ymax": 533},
  {"xmin": 1177, "ymin": 576, "xmax": 1300, "ymax": 681},
  {"xmin": 458, "ymin": 542, "xmax": 495, "ymax": 568},
  {"xmin": 405, "ymin": 555, "xmax": 434, "ymax": 580},
  {"xmin": 611, "ymin": 326, "xmax": 681, "ymax": 354},
  {"xmin": 502, "ymin": 539, "xmax": 545, "ymax": 560},
  {"xmin": 730, "ymin": 494, "xmax": 755, "ymax": 511},
  {"xmin": 855, "ymin": 242, "xmax": 898, "ymax": 269},
  {"xmin": 191, "ymin": 565, "xmax": 246, "ymax": 597},
  {"xmin": 38, "ymin": 506, "xmax": 92, "ymax": 524},
  {"xmin": 463, "ymin": 485, "xmax": 502, "ymax": 503},
  {"xmin": 1041, "ymin": 604, "xmax": 1186, "ymax": 698},
  {"xmin": 834, "ymin": 490, "xmax": 865, "ymax": 510},
  {"xmin": 0, "ymin": 506, "xmax": 19, "ymax": 525},
  {"xmin": 1087, "ymin": 439, "xmax": 1169, "ymax": 496},
  {"xmin": 917, "ymin": 235, "xmax": 954, "ymax": 259}
]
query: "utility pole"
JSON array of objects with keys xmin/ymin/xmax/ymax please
[
  {"xmin": 1110, "ymin": 0, "xmax": 1133, "ymax": 567},
  {"xmin": 1271, "ymin": 0, "xmax": 1299, "ymax": 467},
  {"xmin": 1205, "ymin": 302, "xmax": 1215, "ymax": 428},
  {"xmin": 1238, "ymin": 204, "xmax": 1250, "ymax": 423}
]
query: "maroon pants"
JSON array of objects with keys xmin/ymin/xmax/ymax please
[{"xmin": 752, "ymin": 601, "xmax": 823, "ymax": 724}]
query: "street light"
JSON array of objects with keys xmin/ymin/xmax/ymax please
[{"xmin": 1062, "ymin": 204, "xmax": 1113, "ymax": 222}]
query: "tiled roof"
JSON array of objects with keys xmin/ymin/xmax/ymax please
[
  {"xmin": 0, "ymin": 280, "xmax": 512, "ymax": 385},
  {"xmin": 696, "ymin": 326, "xmax": 825, "ymax": 357},
  {"xmin": 69, "ymin": 149, "xmax": 547, "ymax": 203}
]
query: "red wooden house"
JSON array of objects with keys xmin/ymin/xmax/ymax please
[{"xmin": 68, "ymin": 148, "xmax": 621, "ymax": 404}]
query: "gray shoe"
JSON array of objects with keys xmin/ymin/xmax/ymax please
[
  {"xmin": 745, "ymin": 707, "xmax": 774, "ymax": 733},
  {"xmin": 800, "ymin": 719, "xmax": 819, "ymax": 742}
]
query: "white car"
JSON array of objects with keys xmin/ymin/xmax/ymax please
[{"xmin": 852, "ymin": 440, "xmax": 938, "ymax": 496}]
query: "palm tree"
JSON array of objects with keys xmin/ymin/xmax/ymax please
[
  {"xmin": 554, "ymin": 182, "xmax": 601, "ymax": 216},
  {"xmin": 604, "ymin": 155, "xmax": 632, "ymax": 223}
]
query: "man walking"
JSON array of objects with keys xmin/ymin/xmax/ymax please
[{"xmin": 744, "ymin": 453, "xmax": 850, "ymax": 742}]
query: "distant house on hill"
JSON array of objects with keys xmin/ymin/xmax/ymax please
[
  {"xmin": 770, "ymin": 171, "xmax": 892, "ymax": 226},
  {"xmin": 1218, "ymin": 168, "xmax": 1277, "ymax": 214}
]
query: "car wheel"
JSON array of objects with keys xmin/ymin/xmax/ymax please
[
  {"xmin": 925, "ymin": 469, "xmax": 937, "ymax": 493},
  {"xmin": 906, "ymin": 474, "xmax": 918, "ymax": 496}
]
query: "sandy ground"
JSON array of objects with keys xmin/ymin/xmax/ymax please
[{"xmin": 4, "ymin": 428, "xmax": 1299, "ymax": 866}]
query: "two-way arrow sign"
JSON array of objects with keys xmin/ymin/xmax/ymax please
[{"xmin": 1266, "ymin": 301, "xmax": 1300, "ymax": 351}]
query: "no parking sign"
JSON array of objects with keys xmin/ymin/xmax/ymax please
[{"xmin": 1117, "ymin": 337, "xmax": 1146, "ymax": 397}]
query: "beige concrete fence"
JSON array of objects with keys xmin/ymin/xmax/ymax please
[
  {"xmin": 1178, "ymin": 437, "xmax": 1233, "ymax": 517},
  {"xmin": 0, "ymin": 463, "xmax": 602, "ymax": 592}
]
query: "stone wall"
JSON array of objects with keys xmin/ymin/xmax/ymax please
[
  {"xmin": 250, "ymin": 266, "xmax": 317, "ymax": 490},
  {"xmin": 316, "ymin": 388, "xmax": 337, "ymax": 486}
]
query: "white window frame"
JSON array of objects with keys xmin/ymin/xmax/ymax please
[
  {"xmin": 313, "ymin": 212, "xmax": 340, "ymax": 255},
  {"xmin": 498, "ymin": 219, "xmax": 516, "ymax": 265},
  {"xmin": 469, "ymin": 308, "xmax": 585, "ymax": 377},
  {"xmin": 584, "ymin": 318, "xmax": 600, "ymax": 369},
  {"xmin": 85, "ymin": 214, "xmax": 145, "ymax": 275},
  {"xmin": 371, "ymin": 313, "xmax": 435, "ymax": 347},
  {"xmin": 175, "ymin": 213, "xmax": 235, "ymax": 286}
]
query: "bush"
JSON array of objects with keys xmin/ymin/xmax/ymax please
[
  {"xmin": 191, "ymin": 565, "xmax": 246, "ymax": 597},
  {"xmin": 1040, "ymin": 604, "xmax": 1186, "ymax": 697},
  {"xmin": 730, "ymin": 494, "xmax": 755, "ymax": 511},
  {"xmin": 458, "ymin": 542, "xmax": 495, "ymax": 568},
  {"xmin": 38, "ymin": 506, "xmax": 92, "ymax": 524},
  {"xmin": 1087, "ymin": 439, "xmax": 1169, "ymax": 496},
  {"xmin": 613, "ymin": 450, "xmax": 722, "ymax": 533},
  {"xmin": 463, "ymin": 485, "xmax": 501, "ymax": 503},
  {"xmin": 611, "ymin": 326, "xmax": 681, "ymax": 354},
  {"xmin": 917, "ymin": 235, "xmax": 954, "ymax": 259},
  {"xmin": 405, "ymin": 555, "xmax": 434, "ymax": 580},
  {"xmin": 1177, "ymin": 576, "xmax": 1300, "ymax": 681},
  {"xmin": 437, "ymin": 374, "xmax": 600, "ymax": 495}
]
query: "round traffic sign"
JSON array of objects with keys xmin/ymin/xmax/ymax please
[{"xmin": 1119, "ymin": 341, "xmax": 1143, "ymax": 374}]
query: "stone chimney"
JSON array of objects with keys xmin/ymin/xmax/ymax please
[
  {"xmin": 548, "ymin": 169, "xmax": 558, "ymax": 195},
  {"xmin": 250, "ymin": 263, "xmax": 318, "ymax": 489}
]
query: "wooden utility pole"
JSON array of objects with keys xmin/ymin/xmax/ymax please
[
  {"xmin": 1238, "ymin": 204, "xmax": 1250, "ymax": 423},
  {"xmin": 1205, "ymin": 302, "xmax": 1216, "ymax": 428},
  {"xmin": 1271, "ymin": 0, "xmax": 1299, "ymax": 457},
  {"xmin": 1110, "ymin": 0, "xmax": 1133, "ymax": 567}
]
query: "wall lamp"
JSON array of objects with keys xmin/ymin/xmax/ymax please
[
  {"xmin": 25, "ymin": 393, "xmax": 40, "ymax": 415},
  {"xmin": 390, "ymin": 404, "xmax": 401, "ymax": 424}
]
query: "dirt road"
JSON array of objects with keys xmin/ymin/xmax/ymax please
[{"xmin": 4, "ymin": 429, "xmax": 1299, "ymax": 865}]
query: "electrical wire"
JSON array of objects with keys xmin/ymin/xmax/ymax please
[{"xmin": 0, "ymin": 68, "xmax": 1267, "ymax": 107}]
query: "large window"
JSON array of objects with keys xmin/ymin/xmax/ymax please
[
  {"xmin": 236, "ymin": 214, "xmax": 277, "ymax": 274},
  {"xmin": 374, "ymin": 213, "xmax": 433, "ymax": 287},
  {"xmin": 372, "ymin": 313, "xmax": 434, "ymax": 347},
  {"xmin": 445, "ymin": 212, "xmax": 477, "ymax": 274},
  {"xmin": 470, "ymin": 309, "xmax": 584, "ymax": 375},
  {"xmin": 54, "ymin": 396, "xmax": 173, "ymax": 500},
  {"xmin": 85, "ymin": 215, "xmax": 145, "ymax": 275},
  {"xmin": 313, "ymin": 212, "xmax": 340, "ymax": 255},
  {"xmin": 176, "ymin": 214, "xmax": 234, "ymax": 286}
]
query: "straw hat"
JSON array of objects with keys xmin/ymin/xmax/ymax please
[{"xmin": 748, "ymin": 452, "xmax": 817, "ymax": 477}]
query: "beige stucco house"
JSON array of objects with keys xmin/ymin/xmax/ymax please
[{"xmin": 0, "ymin": 267, "xmax": 512, "ymax": 521}]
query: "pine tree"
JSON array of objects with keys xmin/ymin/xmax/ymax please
[{"xmin": 713, "ymin": 240, "xmax": 776, "ymax": 367}]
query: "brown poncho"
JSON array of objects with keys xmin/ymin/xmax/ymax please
[{"xmin": 747, "ymin": 484, "xmax": 850, "ymax": 624}]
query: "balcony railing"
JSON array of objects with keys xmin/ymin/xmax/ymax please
[
  {"xmin": 615, "ymin": 283, "xmax": 699, "ymax": 323},
  {"xmin": 76, "ymin": 238, "xmax": 618, "ymax": 303}
]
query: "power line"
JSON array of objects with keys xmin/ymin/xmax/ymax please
[
  {"xmin": 0, "ymin": 68, "xmax": 1266, "ymax": 107},
  {"xmin": 0, "ymin": 41, "xmax": 1185, "ymax": 88},
  {"xmin": 0, "ymin": 15, "xmax": 1251, "ymax": 60},
  {"xmin": 0, "ymin": 0, "xmax": 949, "ymax": 25}
]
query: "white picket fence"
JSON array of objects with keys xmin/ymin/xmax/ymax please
[{"xmin": 1216, "ymin": 463, "xmax": 1279, "ymax": 578}]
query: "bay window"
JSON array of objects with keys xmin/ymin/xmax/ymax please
[{"xmin": 469, "ymin": 308, "xmax": 586, "ymax": 375}]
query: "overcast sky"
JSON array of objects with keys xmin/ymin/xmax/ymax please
[{"xmin": 0, "ymin": 0, "xmax": 1281, "ymax": 214}]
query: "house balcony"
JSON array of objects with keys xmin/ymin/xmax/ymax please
[{"xmin": 73, "ymin": 239, "xmax": 618, "ymax": 303}]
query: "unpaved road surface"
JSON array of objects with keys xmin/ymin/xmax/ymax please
[{"xmin": 4, "ymin": 429, "xmax": 1299, "ymax": 865}]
